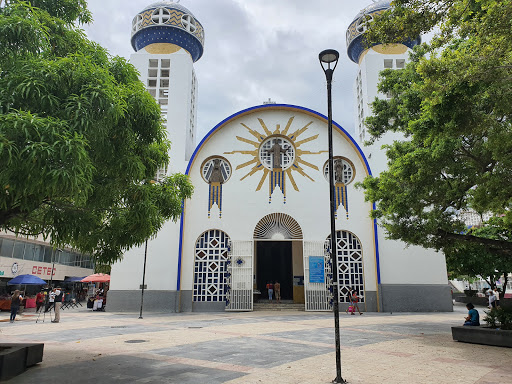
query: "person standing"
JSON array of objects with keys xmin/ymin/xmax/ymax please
[
  {"xmin": 274, "ymin": 281, "xmax": 281, "ymax": 303},
  {"xmin": 266, "ymin": 281, "xmax": 274, "ymax": 302},
  {"xmin": 35, "ymin": 290, "xmax": 45, "ymax": 313},
  {"xmin": 52, "ymin": 287, "xmax": 63, "ymax": 323},
  {"xmin": 10, "ymin": 290, "xmax": 23, "ymax": 323},
  {"xmin": 488, "ymin": 289, "xmax": 496, "ymax": 310},
  {"xmin": 493, "ymin": 287, "xmax": 501, "ymax": 308}
]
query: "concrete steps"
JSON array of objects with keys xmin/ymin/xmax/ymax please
[{"xmin": 253, "ymin": 301, "xmax": 305, "ymax": 311}]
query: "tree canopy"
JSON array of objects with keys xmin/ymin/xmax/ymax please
[
  {"xmin": 0, "ymin": 0, "xmax": 193, "ymax": 264},
  {"xmin": 360, "ymin": 0, "xmax": 512, "ymax": 259}
]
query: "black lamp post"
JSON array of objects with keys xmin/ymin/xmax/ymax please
[
  {"xmin": 139, "ymin": 239, "xmax": 148, "ymax": 319},
  {"xmin": 319, "ymin": 49, "xmax": 345, "ymax": 384}
]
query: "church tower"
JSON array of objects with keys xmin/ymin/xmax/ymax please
[
  {"xmin": 346, "ymin": 1, "xmax": 452, "ymax": 311},
  {"xmin": 130, "ymin": 1, "xmax": 205, "ymax": 173},
  {"xmin": 347, "ymin": 0, "xmax": 420, "ymax": 175},
  {"xmin": 108, "ymin": 1, "xmax": 204, "ymax": 312}
]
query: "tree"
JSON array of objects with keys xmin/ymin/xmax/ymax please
[
  {"xmin": 0, "ymin": 1, "xmax": 193, "ymax": 264},
  {"xmin": 446, "ymin": 218, "xmax": 512, "ymax": 295},
  {"xmin": 359, "ymin": 0, "xmax": 512, "ymax": 258}
]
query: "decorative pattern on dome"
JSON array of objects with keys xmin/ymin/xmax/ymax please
[
  {"xmin": 131, "ymin": 1, "xmax": 204, "ymax": 62},
  {"xmin": 346, "ymin": 0, "xmax": 420, "ymax": 64}
]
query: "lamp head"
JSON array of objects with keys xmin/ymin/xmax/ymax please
[{"xmin": 319, "ymin": 49, "xmax": 340, "ymax": 81}]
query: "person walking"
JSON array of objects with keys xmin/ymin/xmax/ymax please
[
  {"xmin": 266, "ymin": 281, "xmax": 274, "ymax": 302},
  {"xmin": 274, "ymin": 281, "xmax": 281, "ymax": 303},
  {"xmin": 350, "ymin": 288, "xmax": 363, "ymax": 315},
  {"xmin": 10, "ymin": 290, "xmax": 23, "ymax": 323},
  {"xmin": 52, "ymin": 287, "xmax": 63, "ymax": 323},
  {"xmin": 46, "ymin": 287, "xmax": 56, "ymax": 313}
]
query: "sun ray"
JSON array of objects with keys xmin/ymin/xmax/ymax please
[
  {"xmin": 273, "ymin": 124, "xmax": 280, "ymax": 134},
  {"xmin": 258, "ymin": 118, "xmax": 273, "ymax": 136},
  {"xmin": 289, "ymin": 121, "xmax": 313, "ymax": 141},
  {"xmin": 224, "ymin": 150, "xmax": 258, "ymax": 155},
  {"xmin": 236, "ymin": 136, "xmax": 260, "ymax": 147},
  {"xmin": 240, "ymin": 164, "xmax": 263, "ymax": 181},
  {"xmin": 281, "ymin": 117, "xmax": 295, "ymax": 136},
  {"xmin": 286, "ymin": 168, "xmax": 299, "ymax": 191},
  {"xmin": 291, "ymin": 164, "xmax": 315, "ymax": 182},
  {"xmin": 256, "ymin": 169, "xmax": 269, "ymax": 191},
  {"xmin": 241, "ymin": 123, "xmax": 265, "ymax": 142},
  {"xmin": 295, "ymin": 134, "xmax": 319, "ymax": 147},
  {"xmin": 297, "ymin": 149, "xmax": 328, "ymax": 155},
  {"xmin": 296, "ymin": 158, "xmax": 319, "ymax": 170},
  {"xmin": 236, "ymin": 158, "xmax": 259, "ymax": 170}
]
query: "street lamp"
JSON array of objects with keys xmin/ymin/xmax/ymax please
[
  {"xmin": 139, "ymin": 239, "xmax": 148, "ymax": 319},
  {"xmin": 319, "ymin": 49, "xmax": 346, "ymax": 384}
]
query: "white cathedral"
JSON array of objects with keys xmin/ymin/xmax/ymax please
[{"xmin": 108, "ymin": 0, "xmax": 453, "ymax": 313}]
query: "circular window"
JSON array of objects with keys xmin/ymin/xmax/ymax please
[
  {"xmin": 258, "ymin": 136, "xmax": 295, "ymax": 170},
  {"xmin": 323, "ymin": 157, "xmax": 355, "ymax": 185},
  {"xmin": 151, "ymin": 8, "xmax": 170, "ymax": 24},
  {"xmin": 201, "ymin": 157, "xmax": 231, "ymax": 184},
  {"xmin": 181, "ymin": 14, "xmax": 197, "ymax": 33}
]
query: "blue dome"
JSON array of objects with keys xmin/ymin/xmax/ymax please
[
  {"xmin": 346, "ymin": 1, "xmax": 420, "ymax": 64},
  {"xmin": 131, "ymin": 1, "xmax": 204, "ymax": 62}
]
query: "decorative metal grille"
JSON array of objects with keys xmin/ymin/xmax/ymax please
[
  {"xmin": 253, "ymin": 213, "xmax": 303, "ymax": 240},
  {"xmin": 225, "ymin": 240, "xmax": 253, "ymax": 311},
  {"xmin": 201, "ymin": 157, "xmax": 231, "ymax": 183},
  {"xmin": 303, "ymin": 241, "xmax": 332, "ymax": 311},
  {"xmin": 327, "ymin": 231, "xmax": 365, "ymax": 303},
  {"xmin": 193, "ymin": 230, "xmax": 230, "ymax": 302},
  {"xmin": 258, "ymin": 136, "xmax": 295, "ymax": 170}
]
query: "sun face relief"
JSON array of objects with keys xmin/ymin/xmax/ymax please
[{"xmin": 225, "ymin": 116, "xmax": 326, "ymax": 203}]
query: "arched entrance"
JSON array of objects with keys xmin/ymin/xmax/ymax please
[{"xmin": 254, "ymin": 213, "xmax": 303, "ymax": 303}]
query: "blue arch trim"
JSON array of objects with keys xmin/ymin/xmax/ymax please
[{"xmin": 177, "ymin": 103, "xmax": 381, "ymax": 290}]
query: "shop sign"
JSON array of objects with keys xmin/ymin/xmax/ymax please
[{"xmin": 32, "ymin": 265, "xmax": 56, "ymax": 277}]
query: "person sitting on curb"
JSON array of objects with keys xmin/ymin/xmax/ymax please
[{"xmin": 463, "ymin": 303, "xmax": 480, "ymax": 326}]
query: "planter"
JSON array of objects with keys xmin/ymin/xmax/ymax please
[
  {"xmin": 0, "ymin": 343, "xmax": 44, "ymax": 381},
  {"xmin": 452, "ymin": 326, "xmax": 512, "ymax": 348}
]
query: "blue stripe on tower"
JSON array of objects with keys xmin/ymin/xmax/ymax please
[
  {"xmin": 219, "ymin": 185, "xmax": 222, "ymax": 218},
  {"xmin": 208, "ymin": 184, "xmax": 212, "ymax": 218}
]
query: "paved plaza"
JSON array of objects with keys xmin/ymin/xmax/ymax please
[{"xmin": 1, "ymin": 303, "xmax": 511, "ymax": 383}]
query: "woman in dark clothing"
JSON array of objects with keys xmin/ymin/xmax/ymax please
[{"xmin": 10, "ymin": 290, "xmax": 23, "ymax": 323}]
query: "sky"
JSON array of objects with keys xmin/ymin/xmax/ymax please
[{"xmin": 82, "ymin": 1, "xmax": 374, "ymax": 141}]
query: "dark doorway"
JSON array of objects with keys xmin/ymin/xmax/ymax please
[{"xmin": 256, "ymin": 241, "xmax": 293, "ymax": 300}]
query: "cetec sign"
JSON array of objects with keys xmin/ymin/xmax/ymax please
[{"xmin": 32, "ymin": 265, "xmax": 56, "ymax": 277}]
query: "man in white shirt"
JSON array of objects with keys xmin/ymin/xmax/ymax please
[{"xmin": 52, "ymin": 287, "xmax": 63, "ymax": 323}]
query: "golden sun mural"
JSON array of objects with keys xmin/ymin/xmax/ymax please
[{"xmin": 224, "ymin": 116, "xmax": 326, "ymax": 203}]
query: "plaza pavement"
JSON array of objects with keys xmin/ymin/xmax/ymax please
[{"xmin": 1, "ymin": 303, "xmax": 511, "ymax": 384}]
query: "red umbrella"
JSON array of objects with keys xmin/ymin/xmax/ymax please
[{"xmin": 80, "ymin": 273, "xmax": 110, "ymax": 283}]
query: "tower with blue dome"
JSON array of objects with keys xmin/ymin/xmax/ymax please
[
  {"xmin": 346, "ymin": 2, "xmax": 451, "ymax": 312},
  {"xmin": 347, "ymin": 0, "xmax": 420, "ymax": 175},
  {"xmin": 130, "ymin": 1, "xmax": 204, "ymax": 172}
]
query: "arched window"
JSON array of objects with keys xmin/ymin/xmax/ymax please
[{"xmin": 193, "ymin": 230, "xmax": 230, "ymax": 302}]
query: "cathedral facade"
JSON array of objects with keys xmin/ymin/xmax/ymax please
[{"xmin": 108, "ymin": 1, "xmax": 452, "ymax": 313}]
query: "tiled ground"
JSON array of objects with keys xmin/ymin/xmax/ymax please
[{"xmin": 1, "ymin": 303, "xmax": 511, "ymax": 384}]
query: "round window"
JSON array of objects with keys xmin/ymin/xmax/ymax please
[
  {"xmin": 323, "ymin": 157, "xmax": 355, "ymax": 185},
  {"xmin": 258, "ymin": 136, "xmax": 296, "ymax": 170}
]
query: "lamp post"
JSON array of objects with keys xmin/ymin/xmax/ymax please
[
  {"xmin": 139, "ymin": 239, "xmax": 148, "ymax": 319},
  {"xmin": 319, "ymin": 49, "xmax": 345, "ymax": 384}
]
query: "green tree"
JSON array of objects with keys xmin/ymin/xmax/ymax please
[
  {"xmin": 359, "ymin": 0, "xmax": 512, "ymax": 258},
  {"xmin": 0, "ymin": 1, "xmax": 193, "ymax": 264},
  {"xmin": 446, "ymin": 218, "xmax": 512, "ymax": 295}
]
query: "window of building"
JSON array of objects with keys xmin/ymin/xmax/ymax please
[
  {"xmin": 151, "ymin": 8, "xmax": 170, "ymax": 24},
  {"xmin": 0, "ymin": 238, "xmax": 14, "ymax": 258},
  {"xmin": 384, "ymin": 59, "xmax": 393, "ymax": 69},
  {"xmin": 396, "ymin": 59, "xmax": 405, "ymax": 69},
  {"xmin": 181, "ymin": 14, "xmax": 197, "ymax": 33}
]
